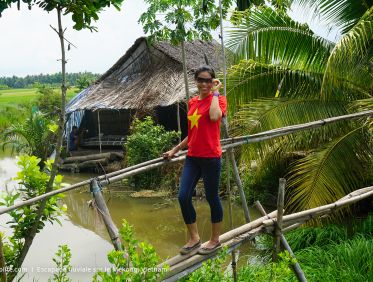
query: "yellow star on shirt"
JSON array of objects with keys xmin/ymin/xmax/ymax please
[{"xmin": 188, "ymin": 108, "xmax": 202, "ymax": 129}]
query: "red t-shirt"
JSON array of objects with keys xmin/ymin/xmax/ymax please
[{"xmin": 187, "ymin": 94, "xmax": 227, "ymax": 157}]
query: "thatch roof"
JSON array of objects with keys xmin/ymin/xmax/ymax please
[{"xmin": 66, "ymin": 37, "xmax": 223, "ymax": 113}]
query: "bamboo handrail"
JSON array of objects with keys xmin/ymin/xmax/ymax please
[
  {"xmin": 262, "ymin": 186, "xmax": 373, "ymax": 227},
  {"xmin": 0, "ymin": 110, "xmax": 372, "ymax": 216}
]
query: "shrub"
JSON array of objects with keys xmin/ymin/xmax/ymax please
[
  {"xmin": 124, "ymin": 117, "xmax": 179, "ymax": 190},
  {"xmin": 50, "ymin": 245, "xmax": 72, "ymax": 282},
  {"xmin": 93, "ymin": 219, "xmax": 168, "ymax": 281},
  {"xmin": 182, "ymin": 247, "xmax": 230, "ymax": 282}
]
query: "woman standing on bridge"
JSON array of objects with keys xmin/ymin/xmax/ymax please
[{"xmin": 163, "ymin": 65, "xmax": 227, "ymax": 255}]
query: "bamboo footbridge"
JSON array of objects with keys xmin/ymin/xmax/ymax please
[{"xmin": 1, "ymin": 110, "xmax": 372, "ymax": 281}]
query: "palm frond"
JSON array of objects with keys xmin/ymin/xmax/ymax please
[
  {"xmin": 226, "ymin": 7, "xmax": 334, "ymax": 71},
  {"xmin": 225, "ymin": 60, "xmax": 324, "ymax": 113},
  {"xmin": 290, "ymin": 0, "xmax": 373, "ymax": 34},
  {"xmin": 230, "ymin": 98, "xmax": 352, "ymax": 180},
  {"xmin": 0, "ymin": 111, "xmax": 56, "ymax": 160},
  {"xmin": 286, "ymin": 125, "xmax": 373, "ymax": 213},
  {"xmin": 321, "ymin": 6, "xmax": 373, "ymax": 99},
  {"xmin": 349, "ymin": 97, "xmax": 373, "ymax": 112}
]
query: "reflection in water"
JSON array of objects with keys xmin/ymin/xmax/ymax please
[
  {"xmin": 0, "ymin": 155, "xmax": 263, "ymax": 281},
  {"xmin": 0, "ymin": 157, "xmax": 20, "ymax": 192},
  {"xmin": 63, "ymin": 188, "xmax": 259, "ymax": 259}
]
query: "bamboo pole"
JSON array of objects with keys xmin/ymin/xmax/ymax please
[
  {"xmin": 177, "ymin": 102, "xmax": 181, "ymax": 143},
  {"xmin": 282, "ymin": 223, "xmax": 303, "ymax": 233},
  {"xmin": 262, "ymin": 186, "xmax": 373, "ymax": 227},
  {"xmin": 224, "ymin": 153, "xmax": 237, "ymax": 282},
  {"xmin": 222, "ymin": 110, "xmax": 373, "ymax": 149},
  {"xmin": 255, "ymin": 201, "xmax": 307, "ymax": 282},
  {"xmin": 217, "ymin": 0, "xmax": 251, "ymax": 223},
  {"xmin": 273, "ymin": 178, "xmax": 285, "ymax": 261},
  {"xmin": 98, "ymin": 110, "xmax": 102, "ymax": 154},
  {"xmin": 163, "ymin": 219, "xmax": 303, "ymax": 281},
  {"xmin": 162, "ymin": 225, "xmax": 267, "ymax": 281},
  {"xmin": 160, "ymin": 211, "xmax": 278, "ymax": 268},
  {"xmin": 280, "ymin": 236, "xmax": 307, "ymax": 282},
  {"xmin": 90, "ymin": 179, "xmax": 122, "ymax": 250},
  {"xmin": 0, "ymin": 112, "xmax": 372, "ymax": 216},
  {"xmin": 180, "ymin": 40, "xmax": 190, "ymax": 104}
]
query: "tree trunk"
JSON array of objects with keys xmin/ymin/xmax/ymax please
[
  {"xmin": 181, "ymin": 40, "xmax": 190, "ymax": 106},
  {"xmin": 177, "ymin": 102, "xmax": 181, "ymax": 142},
  {"xmin": 218, "ymin": 0, "xmax": 251, "ymax": 223},
  {"xmin": 11, "ymin": 7, "xmax": 68, "ymax": 279}
]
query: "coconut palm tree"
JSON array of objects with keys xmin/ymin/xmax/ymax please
[{"xmin": 225, "ymin": 0, "xmax": 373, "ymax": 213}]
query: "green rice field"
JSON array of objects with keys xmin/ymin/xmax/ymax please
[
  {"xmin": 0, "ymin": 87, "xmax": 78, "ymax": 107},
  {"xmin": 0, "ymin": 87, "xmax": 78, "ymax": 130}
]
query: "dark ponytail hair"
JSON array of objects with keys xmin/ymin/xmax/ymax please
[{"xmin": 194, "ymin": 65, "xmax": 216, "ymax": 79}]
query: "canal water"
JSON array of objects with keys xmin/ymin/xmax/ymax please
[{"xmin": 0, "ymin": 152, "xmax": 261, "ymax": 281}]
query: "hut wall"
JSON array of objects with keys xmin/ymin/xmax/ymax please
[
  {"xmin": 155, "ymin": 103, "xmax": 188, "ymax": 139},
  {"xmin": 79, "ymin": 109, "xmax": 133, "ymax": 139}
]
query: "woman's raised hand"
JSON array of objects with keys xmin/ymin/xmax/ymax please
[{"xmin": 211, "ymin": 79, "xmax": 222, "ymax": 92}]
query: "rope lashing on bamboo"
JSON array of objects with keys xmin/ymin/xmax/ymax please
[{"xmin": 0, "ymin": 110, "xmax": 372, "ymax": 217}]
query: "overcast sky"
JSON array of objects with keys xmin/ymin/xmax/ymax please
[
  {"xmin": 0, "ymin": 1, "xmax": 339, "ymax": 77},
  {"xmin": 0, "ymin": 0, "xmax": 150, "ymax": 77}
]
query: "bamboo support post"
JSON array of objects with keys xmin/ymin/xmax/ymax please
[
  {"xmin": 97, "ymin": 110, "xmax": 102, "ymax": 154},
  {"xmin": 225, "ymin": 153, "xmax": 237, "ymax": 282},
  {"xmin": 273, "ymin": 178, "xmax": 285, "ymax": 261},
  {"xmin": 280, "ymin": 236, "xmax": 307, "ymax": 282},
  {"xmin": 90, "ymin": 179, "xmax": 122, "ymax": 250},
  {"xmin": 255, "ymin": 201, "xmax": 307, "ymax": 282},
  {"xmin": 217, "ymin": 0, "xmax": 251, "ymax": 225}
]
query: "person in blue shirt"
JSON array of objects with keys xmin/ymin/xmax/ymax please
[{"xmin": 69, "ymin": 126, "xmax": 78, "ymax": 152}]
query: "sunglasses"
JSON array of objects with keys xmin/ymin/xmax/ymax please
[{"xmin": 196, "ymin": 77, "xmax": 213, "ymax": 84}]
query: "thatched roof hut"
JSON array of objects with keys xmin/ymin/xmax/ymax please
[{"xmin": 66, "ymin": 37, "xmax": 223, "ymax": 148}]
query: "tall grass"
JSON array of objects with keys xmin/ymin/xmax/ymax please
[
  {"xmin": 238, "ymin": 237, "xmax": 373, "ymax": 282},
  {"xmin": 238, "ymin": 215, "xmax": 373, "ymax": 281},
  {"xmin": 297, "ymin": 237, "xmax": 373, "ymax": 282}
]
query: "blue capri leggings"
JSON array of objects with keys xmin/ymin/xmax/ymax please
[{"xmin": 178, "ymin": 156, "xmax": 223, "ymax": 224}]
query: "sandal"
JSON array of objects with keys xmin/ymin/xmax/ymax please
[
  {"xmin": 197, "ymin": 242, "xmax": 221, "ymax": 255},
  {"xmin": 179, "ymin": 240, "xmax": 201, "ymax": 255}
]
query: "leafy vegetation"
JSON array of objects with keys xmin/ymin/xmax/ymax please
[
  {"xmin": 0, "ymin": 155, "xmax": 65, "ymax": 281},
  {"xmin": 0, "ymin": 0, "xmax": 127, "ymax": 276},
  {"xmin": 124, "ymin": 117, "xmax": 180, "ymax": 190},
  {"xmin": 50, "ymin": 245, "xmax": 72, "ymax": 282},
  {"xmin": 93, "ymin": 219, "xmax": 168, "ymax": 281},
  {"xmin": 182, "ymin": 247, "xmax": 230, "ymax": 281},
  {"xmin": 225, "ymin": 1, "xmax": 373, "ymax": 214},
  {"xmin": 235, "ymin": 215, "xmax": 373, "ymax": 281},
  {"xmin": 0, "ymin": 111, "xmax": 58, "ymax": 169},
  {"xmin": 0, "ymin": 72, "xmax": 100, "ymax": 89},
  {"xmin": 0, "ymin": 87, "xmax": 77, "ymax": 133}
]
